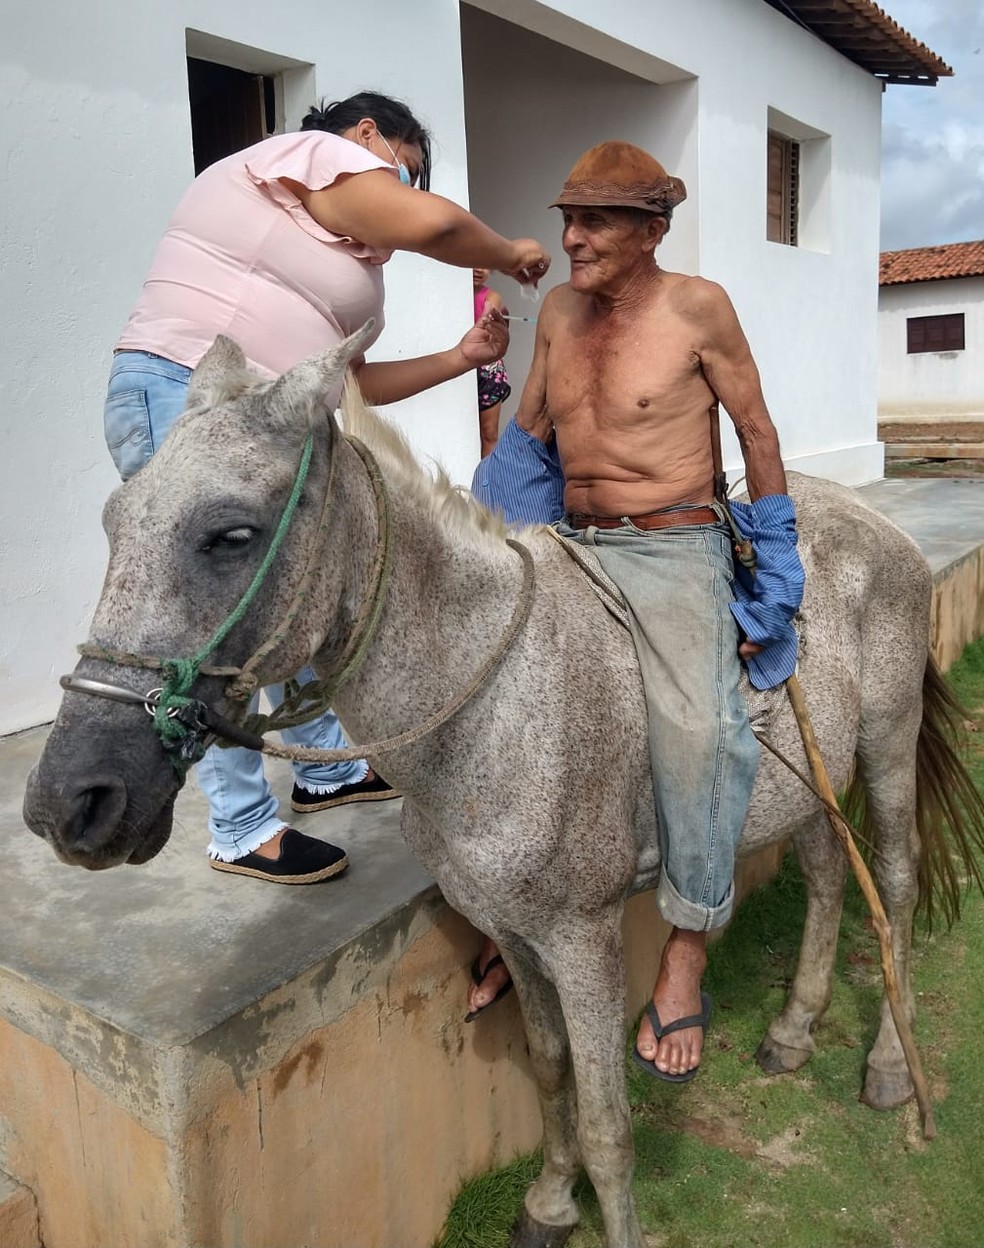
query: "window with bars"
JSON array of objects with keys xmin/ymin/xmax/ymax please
[
  {"xmin": 767, "ymin": 130, "xmax": 799, "ymax": 246},
  {"xmin": 906, "ymin": 313, "xmax": 965, "ymax": 354}
]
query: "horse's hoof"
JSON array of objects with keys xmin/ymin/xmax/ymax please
[
  {"xmin": 861, "ymin": 1065, "xmax": 914, "ymax": 1111},
  {"xmin": 755, "ymin": 1034, "xmax": 813, "ymax": 1075},
  {"xmin": 509, "ymin": 1210, "xmax": 576, "ymax": 1248}
]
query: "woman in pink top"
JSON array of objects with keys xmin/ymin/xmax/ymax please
[{"xmin": 103, "ymin": 90, "xmax": 551, "ymax": 886}]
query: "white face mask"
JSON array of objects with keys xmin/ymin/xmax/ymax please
[{"xmin": 378, "ymin": 134, "xmax": 414, "ymax": 186}]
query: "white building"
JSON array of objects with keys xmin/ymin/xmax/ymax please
[
  {"xmin": 0, "ymin": 0, "xmax": 948, "ymax": 734},
  {"xmin": 878, "ymin": 241, "xmax": 984, "ymax": 421}
]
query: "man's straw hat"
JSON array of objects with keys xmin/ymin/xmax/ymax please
[{"xmin": 550, "ymin": 141, "xmax": 687, "ymax": 214}]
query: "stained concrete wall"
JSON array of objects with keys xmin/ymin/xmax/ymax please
[
  {"xmin": 0, "ymin": 910, "xmax": 542, "ymax": 1248},
  {"xmin": 932, "ymin": 546, "xmax": 984, "ymax": 671},
  {"xmin": 0, "ymin": 848, "xmax": 781, "ymax": 1248},
  {"xmin": 0, "ymin": 1172, "xmax": 40, "ymax": 1248}
]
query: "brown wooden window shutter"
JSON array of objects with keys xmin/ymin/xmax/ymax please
[
  {"xmin": 767, "ymin": 131, "xmax": 799, "ymax": 246},
  {"xmin": 906, "ymin": 313, "xmax": 966, "ymax": 354}
]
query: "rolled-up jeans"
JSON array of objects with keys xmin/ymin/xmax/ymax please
[
  {"xmin": 103, "ymin": 350, "xmax": 367, "ymax": 859},
  {"xmin": 558, "ymin": 517, "xmax": 759, "ymax": 932}
]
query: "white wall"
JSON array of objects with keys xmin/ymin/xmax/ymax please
[
  {"xmin": 0, "ymin": 0, "xmax": 477, "ymax": 735},
  {"xmin": 463, "ymin": 0, "xmax": 885, "ymax": 485},
  {"xmin": 461, "ymin": 7, "xmax": 699, "ymax": 430},
  {"xmin": 878, "ymin": 278, "xmax": 984, "ymax": 419},
  {"xmin": 1, "ymin": 0, "xmax": 889, "ymax": 733}
]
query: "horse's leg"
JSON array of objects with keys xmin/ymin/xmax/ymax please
[
  {"xmin": 757, "ymin": 810, "xmax": 849, "ymax": 1073},
  {"xmin": 854, "ymin": 745, "xmax": 921, "ymax": 1110},
  {"xmin": 535, "ymin": 915, "xmax": 645, "ymax": 1248},
  {"xmin": 505, "ymin": 951, "xmax": 582, "ymax": 1248}
]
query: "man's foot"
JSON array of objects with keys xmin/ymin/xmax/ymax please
[
  {"xmin": 209, "ymin": 828, "xmax": 348, "ymax": 884},
  {"xmin": 464, "ymin": 937, "xmax": 514, "ymax": 1022},
  {"xmin": 634, "ymin": 928, "xmax": 710, "ymax": 1082},
  {"xmin": 291, "ymin": 768, "xmax": 399, "ymax": 813}
]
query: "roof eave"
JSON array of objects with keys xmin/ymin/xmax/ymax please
[{"xmin": 763, "ymin": 0, "xmax": 952, "ymax": 85}]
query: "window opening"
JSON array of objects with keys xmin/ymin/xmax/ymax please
[
  {"xmin": 767, "ymin": 130, "xmax": 799, "ymax": 246},
  {"xmin": 187, "ymin": 57, "xmax": 276, "ymax": 173},
  {"xmin": 906, "ymin": 313, "xmax": 965, "ymax": 354}
]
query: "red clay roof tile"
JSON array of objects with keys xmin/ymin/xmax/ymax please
[{"xmin": 879, "ymin": 241, "xmax": 984, "ymax": 286}]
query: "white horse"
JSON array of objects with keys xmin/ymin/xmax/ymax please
[{"xmin": 23, "ymin": 325, "xmax": 984, "ymax": 1248}]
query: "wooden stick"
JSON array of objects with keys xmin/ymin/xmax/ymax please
[{"xmin": 785, "ymin": 672, "xmax": 936, "ymax": 1140}]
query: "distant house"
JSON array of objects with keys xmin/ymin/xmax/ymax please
[{"xmin": 879, "ymin": 241, "xmax": 984, "ymax": 421}]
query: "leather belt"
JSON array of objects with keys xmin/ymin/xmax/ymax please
[{"xmin": 567, "ymin": 505, "xmax": 719, "ymax": 531}]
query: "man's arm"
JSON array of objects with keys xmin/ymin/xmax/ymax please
[
  {"xmin": 684, "ymin": 279, "xmax": 803, "ymax": 663},
  {"xmin": 514, "ymin": 296, "xmax": 554, "ymax": 444},
  {"xmin": 686, "ymin": 279, "xmax": 786, "ymax": 501}
]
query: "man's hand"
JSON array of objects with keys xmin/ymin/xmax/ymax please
[
  {"xmin": 739, "ymin": 640, "xmax": 765, "ymax": 659},
  {"xmin": 456, "ymin": 308, "xmax": 509, "ymax": 368}
]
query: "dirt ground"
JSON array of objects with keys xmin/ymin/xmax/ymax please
[{"xmin": 878, "ymin": 420, "xmax": 984, "ymax": 479}]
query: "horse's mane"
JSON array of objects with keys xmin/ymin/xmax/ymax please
[{"xmin": 338, "ymin": 375, "xmax": 522, "ymax": 555}]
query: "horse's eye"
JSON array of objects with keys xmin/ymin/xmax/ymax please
[{"xmin": 201, "ymin": 527, "xmax": 255, "ymax": 553}]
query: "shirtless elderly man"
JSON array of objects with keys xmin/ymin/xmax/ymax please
[{"xmin": 469, "ymin": 140, "xmax": 802, "ymax": 1083}]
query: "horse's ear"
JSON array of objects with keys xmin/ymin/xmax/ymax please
[
  {"xmin": 266, "ymin": 319, "xmax": 378, "ymax": 431},
  {"xmin": 186, "ymin": 336, "xmax": 247, "ymax": 407}
]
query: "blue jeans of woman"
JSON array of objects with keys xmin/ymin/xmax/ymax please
[
  {"xmin": 557, "ymin": 518, "xmax": 760, "ymax": 932},
  {"xmin": 104, "ymin": 351, "xmax": 367, "ymax": 860}
]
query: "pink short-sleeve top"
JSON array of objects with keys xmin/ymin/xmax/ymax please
[{"xmin": 116, "ymin": 131, "xmax": 398, "ymax": 378}]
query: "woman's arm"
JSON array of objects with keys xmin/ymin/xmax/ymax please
[
  {"xmin": 354, "ymin": 309, "xmax": 510, "ymax": 406},
  {"xmin": 283, "ymin": 171, "xmax": 549, "ymax": 283}
]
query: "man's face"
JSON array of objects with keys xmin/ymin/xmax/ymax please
[{"xmin": 560, "ymin": 207, "xmax": 661, "ymax": 295}]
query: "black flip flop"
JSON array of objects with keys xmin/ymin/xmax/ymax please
[
  {"xmin": 631, "ymin": 992, "xmax": 713, "ymax": 1083},
  {"xmin": 464, "ymin": 953, "xmax": 515, "ymax": 1023}
]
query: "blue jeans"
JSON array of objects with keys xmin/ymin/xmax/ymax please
[
  {"xmin": 104, "ymin": 351, "xmax": 367, "ymax": 859},
  {"xmin": 558, "ymin": 518, "xmax": 760, "ymax": 932}
]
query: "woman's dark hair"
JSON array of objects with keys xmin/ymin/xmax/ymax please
[{"xmin": 301, "ymin": 91, "xmax": 432, "ymax": 190}]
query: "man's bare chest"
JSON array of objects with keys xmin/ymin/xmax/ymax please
[{"xmin": 546, "ymin": 324, "xmax": 708, "ymax": 418}]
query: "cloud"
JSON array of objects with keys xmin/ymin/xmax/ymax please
[{"xmin": 880, "ymin": 0, "xmax": 984, "ymax": 249}]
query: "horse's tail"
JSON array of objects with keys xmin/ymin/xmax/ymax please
[
  {"xmin": 844, "ymin": 654, "xmax": 984, "ymax": 930},
  {"xmin": 913, "ymin": 656, "xmax": 984, "ymax": 928}
]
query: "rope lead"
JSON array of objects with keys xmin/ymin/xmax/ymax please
[{"xmin": 151, "ymin": 433, "xmax": 315, "ymax": 768}]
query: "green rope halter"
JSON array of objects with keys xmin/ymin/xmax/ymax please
[{"xmin": 152, "ymin": 432, "xmax": 315, "ymax": 767}]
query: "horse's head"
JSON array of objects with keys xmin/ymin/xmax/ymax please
[{"xmin": 23, "ymin": 320, "xmax": 377, "ymax": 869}]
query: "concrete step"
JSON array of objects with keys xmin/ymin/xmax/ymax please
[
  {"xmin": 884, "ymin": 441, "xmax": 984, "ymax": 460},
  {"xmin": 0, "ymin": 1172, "xmax": 41, "ymax": 1248}
]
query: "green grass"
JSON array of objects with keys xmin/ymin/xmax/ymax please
[{"xmin": 437, "ymin": 641, "xmax": 984, "ymax": 1248}]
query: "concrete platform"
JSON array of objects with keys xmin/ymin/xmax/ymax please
[
  {"xmin": 2, "ymin": 476, "xmax": 984, "ymax": 1248},
  {"xmin": 859, "ymin": 477, "xmax": 984, "ymax": 668}
]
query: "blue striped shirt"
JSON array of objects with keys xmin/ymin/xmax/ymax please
[
  {"xmin": 470, "ymin": 417, "xmax": 565, "ymax": 525},
  {"xmin": 471, "ymin": 417, "xmax": 803, "ymax": 688},
  {"xmin": 726, "ymin": 495, "xmax": 804, "ymax": 689}
]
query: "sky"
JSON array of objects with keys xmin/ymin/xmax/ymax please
[{"xmin": 879, "ymin": 0, "xmax": 984, "ymax": 251}]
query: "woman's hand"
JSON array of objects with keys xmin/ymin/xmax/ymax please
[
  {"xmin": 457, "ymin": 308, "xmax": 509, "ymax": 368},
  {"xmin": 501, "ymin": 240, "xmax": 551, "ymax": 289}
]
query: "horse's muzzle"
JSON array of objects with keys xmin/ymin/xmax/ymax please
[{"xmin": 22, "ymin": 765, "xmax": 175, "ymax": 868}]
